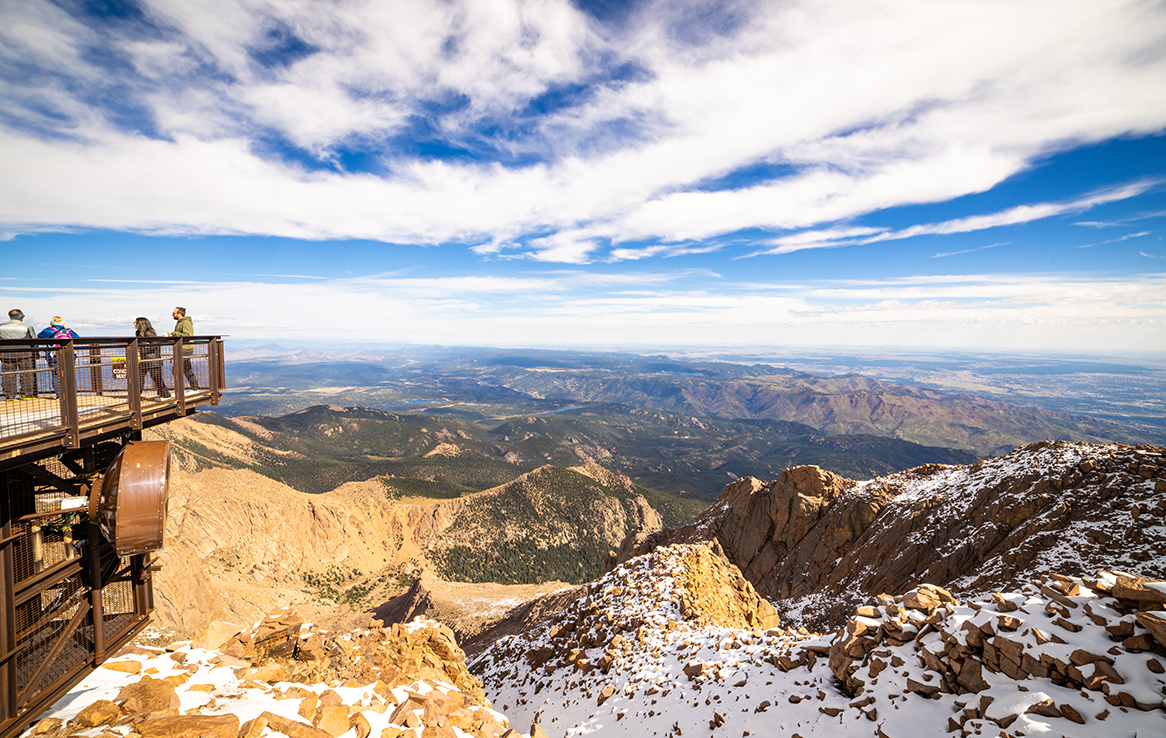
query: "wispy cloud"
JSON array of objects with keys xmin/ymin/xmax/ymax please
[
  {"xmin": 7, "ymin": 271, "xmax": 1165, "ymax": 351},
  {"xmin": 606, "ymin": 242, "xmax": 725, "ymax": 262},
  {"xmin": 930, "ymin": 242, "xmax": 1008, "ymax": 259},
  {"xmin": 1073, "ymin": 209, "xmax": 1166, "ymax": 228},
  {"xmin": 747, "ymin": 181, "xmax": 1160, "ymax": 257},
  {"xmin": 1077, "ymin": 231, "xmax": 1152, "ymax": 248},
  {"xmin": 211, "ymin": 272, "xmax": 328, "ymax": 279},
  {"xmin": 83, "ymin": 279, "xmax": 220, "ymax": 284}
]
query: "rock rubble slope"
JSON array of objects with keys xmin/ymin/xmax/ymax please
[
  {"xmin": 35, "ymin": 543, "xmax": 1166, "ymax": 738},
  {"xmin": 475, "ymin": 543, "xmax": 1166, "ymax": 737},
  {"xmin": 31, "ymin": 609, "xmax": 527, "ymax": 738},
  {"xmin": 610, "ymin": 441, "xmax": 1166, "ymax": 629}
]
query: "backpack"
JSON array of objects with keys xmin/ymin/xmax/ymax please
[{"xmin": 51, "ymin": 326, "xmax": 73, "ymax": 339}]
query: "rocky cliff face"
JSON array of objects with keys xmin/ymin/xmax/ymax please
[
  {"xmin": 609, "ymin": 441, "xmax": 1166, "ymax": 629},
  {"xmin": 155, "ymin": 465, "xmax": 442, "ymax": 635}
]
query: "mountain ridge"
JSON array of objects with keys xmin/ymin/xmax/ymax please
[
  {"xmin": 607, "ymin": 441, "xmax": 1166, "ymax": 630},
  {"xmin": 148, "ymin": 418, "xmax": 666, "ymax": 636}
]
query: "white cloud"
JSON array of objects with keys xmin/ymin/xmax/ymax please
[
  {"xmin": 1077, "ymin": 231, "xmax": 1153, "ymax": 248},
  {"xmin": 6, "ymin": 271, "xmax": 1164, "ymax": 351},
  {"xmin": 1075, "ymin": 210, "xmax": 1166, "ymax": 228},
  {"xmin": 930, "ymin": 242, "xmax": 1008, "ymax": 259},
  {"xmin": 523, "ymin": 232, "xmax": 601, "ymax": 264},
  {"xmin": 880, "ymin": 183, "xmax": 1159, "ymax": 239},
  {"xmin": 2, "ymin": 0, "xmax": 1165, "ymax": 262},
  {"xmin": 606, "ymin": 242, "xmax": 723, "ymax": 262}
]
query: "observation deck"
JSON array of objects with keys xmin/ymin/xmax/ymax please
[
  {"xmin": 0, "ymin": 336, "xmax": 225, "ymax": 736},
  {"xmin": 1, "ymin": 336, "xmax": 225, "ymax": 470}
]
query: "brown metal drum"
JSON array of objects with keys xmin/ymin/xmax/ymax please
[{"xmin": 95, "ymin": 440, "xmax": 171, "ymax": 555}]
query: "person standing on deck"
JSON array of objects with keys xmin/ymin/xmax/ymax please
[
  {"xmin": 37, "ymin": 316, "xmax": 78, "ymax": 395},
  {"xmin": 0, "ymin": 309, "xmax": 38, "ymax": 399},
  {"xmin": 166, "ymin": 306, "xmax": 200, "ymax": 391},
  {"xmin": 134, "ymin": 317, "xmax": 171, "ymax": 399}
]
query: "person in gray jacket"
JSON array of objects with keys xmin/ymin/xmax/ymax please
[{"xmin": 1, "ymin": 309, "xmax": 38, "ymax": 399}]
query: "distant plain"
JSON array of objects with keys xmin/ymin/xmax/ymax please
[{"xmin": 218, "ymin": 342, "xmax": 1166, "ymax": 440}]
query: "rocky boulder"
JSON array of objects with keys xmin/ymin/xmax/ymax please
[{"xmin": 671, "ymin": 543, "xmax": 782, "ymax": 630}]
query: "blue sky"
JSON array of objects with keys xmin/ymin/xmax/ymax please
[{"xmin": 2, "ymin": 0, "xmax": 1165, "ymax": 351}]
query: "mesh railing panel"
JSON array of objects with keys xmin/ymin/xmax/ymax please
[
  {"xmin": 101, "ymin": 575, "xmax": 138, "ymax": 642},
  {"xmin": 10, "ymin": 517, "xmax": 85, "ymax": 586},
  {"xmin": 139, "ymin": 342, "xmax": 173, "ymax": 402},
  {"xmin": 171, "ymin": 341, "xmax": 211, "ymax": 394},
  {"xmin": 13, "ymin": 573, "xmax": 85, "ymax": 638},
  {"xmin": 72, "ymin": 343, "xmax": 132, "ymax": 425},
  {"xmin": 1, "ymin": 338, "xmax": 219, "ymax": 448},
  {"xmin": 0, "ymin": 348, "xmax": 58, "ymax": 437},
  {"xmin": 14, "ymin": 570, "xmax": 92, "ymax": 698}
]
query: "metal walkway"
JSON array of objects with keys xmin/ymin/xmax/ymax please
[{"xmin": 1, "ymin": 337, "xmax": 225, "ymax": 469}]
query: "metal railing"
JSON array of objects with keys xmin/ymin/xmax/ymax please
[{"xmin": 0, "ymin": 337, "xmax": 225, "ymax": 467}]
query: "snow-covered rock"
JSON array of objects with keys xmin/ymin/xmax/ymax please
[
  {"xmin": 29, "ymin": 612, "xmax": 516, "ymax": 738},
  {"xmin": 477, "ymin": 544, "xmax": 1166, "ymax": 737}
]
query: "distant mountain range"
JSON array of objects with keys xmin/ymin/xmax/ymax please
[
  {"xmin": 485, "ymin": 367, "xmax": 1145, "ymax": 456},
  {"xmin": 219, "ymin": 345, "xmax": 1159, "ymax": 456},
  {"xmin": 146, "ymin": 400, "xmax": 979, "ymax": 629},
  {"xmin": 173, "ymin": 402, "xmax": 976, "ymax": 508}
]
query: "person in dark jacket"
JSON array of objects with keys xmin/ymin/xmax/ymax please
[
  {"xmin": 37, "ymin": 316, "xmax": 79, "ymax": 395},
  {"xmin": 1, "ymin": 309, "xmax": 38, "ymax": 399},
  {"xmin": 134, "ymin": 317, "xmax": 171, "ymax": 399}
]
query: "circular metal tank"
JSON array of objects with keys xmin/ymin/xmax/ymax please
[{"xmin": 95, "ymin": 440, "xmax": 172, "ymax": 555}]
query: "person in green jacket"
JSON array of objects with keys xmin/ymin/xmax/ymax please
[{"xmin": 167, "ymin": 306, "xmax": 201, "ymax": 391}]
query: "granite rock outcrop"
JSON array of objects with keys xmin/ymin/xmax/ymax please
[{"xmin": 608, "ymin": 442, "xmax": 1166, "ymax": 628}]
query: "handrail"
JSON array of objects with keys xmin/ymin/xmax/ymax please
[
  {"xmin": 0, "ymin": 336, "xmax": 224, "ymax": 346},
  {"xmin": 0, "ymin": 336, "xmax": 226, "ymax": 469}
]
